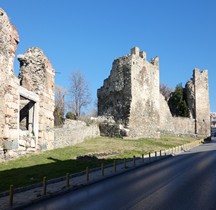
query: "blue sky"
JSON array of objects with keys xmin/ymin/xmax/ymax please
[{"xmin": 1, "ymin": 0, "xmax": 216, "ymax": 112}]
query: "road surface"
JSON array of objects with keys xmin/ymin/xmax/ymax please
[{"xmin": 24, "ymin": 140, "xmax": 216, "ymax": 210}]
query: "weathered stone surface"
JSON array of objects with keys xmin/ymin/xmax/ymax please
[
  {"xmin": 18, "ymin": 47, "xmax": 55, "ymax": 150},
  {"xmin": 0, "ymin": 7, "xmax": 55, "ymax": 160},
  {"xmin": 54, "ymin": 121, "xmax": 100, "ymax": 149},
  {"xmin": 98, "ymin": 47, "xmax": 160, "ymax": 138},
  {"xmin": 4, "ymin": 150, "xmax": 19, "ymax": 159},
  {"xmin": 3, "ymin": 140, "xmax": 18, "ymax": 150},
  {"xmin": 193, "ymin": 69, "xmax": 210, "ymax": 137},
  {"xmin": 98, "ymin": 48, "xmax": 211, "ymax": 139},
  {"xmin": 0, "ymin": 8, "xmax": 19, "ymax": 146}
]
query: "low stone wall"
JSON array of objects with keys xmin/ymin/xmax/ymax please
[
  {"xmin": 161, "ymin": 117, "xmax": 195, "ymax": 136},
  {"xmin": 172, "ymin": 117, "xmax": 195, "ymax": 135},
  {"xmin": 54, "ymin": 121, "xmax": 100, "ymax": 148}
]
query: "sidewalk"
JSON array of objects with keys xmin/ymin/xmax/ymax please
[{"xmin": 0, "ymin": 141, "xmax": 202, "ymax": 210}]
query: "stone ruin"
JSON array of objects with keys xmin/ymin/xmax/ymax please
[
  {"xmin": 0, "ymin": 7, "xmax": 211, "ymax": 160},
  {"xmin": 0, "ymin": 8, "xmax": 55, "ymax": 159},
  {"xmin": 98, "ymin": 47, "xmax": 211, "ymax": 139}
]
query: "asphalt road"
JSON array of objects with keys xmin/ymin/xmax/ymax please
[{"xmin": 25, "ymin": 140, "xmax": 216, "ymax": 210}]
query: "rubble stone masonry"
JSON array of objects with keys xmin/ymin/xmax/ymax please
[
  {"xmin": 98, "ymin": 47, "xmax": 160, "ymax": 138},
  {"xmin": 98, "ymin": 47, "xmax": 211, "ymax": 139},
  {"xmin": 0, "ymin": 7, "xmax": 55, "ymax": 160}
]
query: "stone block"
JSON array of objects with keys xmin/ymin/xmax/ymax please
[
  {"xmin": 3, "ymin": 140, "xmax": 18, "ymax": 150},
  {"xmin": 3, "ymin": 125, "xmax": 9, "ymax": 138},
  {"xmin": 5, "ymin": 107, "xmax": 14, "ymax": 116},
  {"xmin": 31, "ymin": 139, "xmax": 36, "ymax": 148},
  {"xmin": 38, "ymin": 143, "xmax": 47, "ymax": 150},
  {"xmin": 9, "ymin": 129, "xmax": 19, "ymax": 139},
  {"xmin": 19, "ymin": 139, "xmax": 26, "ymax": 147}
]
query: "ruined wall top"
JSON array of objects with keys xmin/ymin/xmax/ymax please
[
  {"xmin": 18, "ymin": 47, "xmax": 55, "ymax": 94},
  {"xmin": 193, "ymin": 68, "xmax": 208, "ymax": 80},
  {"xmin": 130, "ymin": 47, "xmax": 159, "ymax": 66},
  {"xmin": 0, "ymin": 8, "xmax": 19, "ymax": 76}
]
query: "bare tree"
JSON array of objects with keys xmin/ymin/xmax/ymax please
[
  {"xmin": 69, "ymin": 70, "xmax": 92, "ymax": 116},
  {"xmin": 54, "ymin": 85, "xmax": 67, "ymax": 126},
  {"xmin": 160, "ymin": 83, "xmax": 173, "ymax": 101}
]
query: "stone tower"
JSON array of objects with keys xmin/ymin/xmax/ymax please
[
  {"xmin": 193, "ymin": 69, "xmax": 210, "ymax": 137},
  {"xmin": 98, "ymin": 47, "xmax": 160, "ymax": 138}
]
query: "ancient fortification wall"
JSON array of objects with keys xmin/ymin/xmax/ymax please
[
  {"xmin": 0, "ymin": 8, "xmax": 55, "ymax": 160},
  {"xmin": 54, "ymin": 120, "xmax": 100, "ymax": 148},
  {"xmin": 0, "ymin": 7, "xmax": 211, "ymax": 160},
  {"xmin": 98, "ymin": 47, "xmax": 211, "ymax": 139},
  {"xmin": 129, "ymin": 48, "xmax": 160, "ymax": 138},
  {"xmin": 18, "ymin": 48, "xmax": 55, "ymax": 150},
  {"xmin": 0, "ymin": 8, "xmax": 20, "ymax": 158},
  {"xmin": 193, "ymin": 69, "xmax": 210, "ymax": 136},
  {"xmin": 98, "ymin": 47, "xmax": 160, "ymax": 138}
]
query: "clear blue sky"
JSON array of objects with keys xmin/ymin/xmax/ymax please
[{"xmin": 1, "ymin": 0, "xmax": 216, "ymax": 112}]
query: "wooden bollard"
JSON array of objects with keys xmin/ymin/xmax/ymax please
[
  {"xmin": 9, "ymin": 185, "xmax": 14, "ymax": 207},
  {"xmin": 133, "ymin": 156, "xmax": 136, "ymax": 167},
  {"xmin": 155, "ymin": 151, "xmax": 157, "ymax": 159},
  {"xmin": 114, "ymin": 160, "xmax": 117, "ymax": 172},
  {"xmin": 160, "ymin": 150, "xmax": 162, "ymax": 157},
  {"xmin": 43, "ymin": 176, "xmax": 47, "ymax": 195},
  {"xmin": 142, "ymin": 154, "xmax": 144, "ymax": 163},
  {"xmin": 86, "ymin": 167, "xmax": 89, "ymax": 182},
  {"xmin": 124, "ymin": 158, "xmax": 127, "ymax": 169},
  {"xmin": 149, "ymin": 152, "xmax": 151, "ymax": 161},
  {"xmin": 101, "ymin": 162, "xmax": 104, "ymax": 176},
  {"xmin": 66, "ymin": 173, "xmax": 70, "ymax": 188}
]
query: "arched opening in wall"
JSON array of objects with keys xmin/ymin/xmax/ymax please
[{"xmin": 19, "ymin": 96, "xmax": 37, "ymax": 150}]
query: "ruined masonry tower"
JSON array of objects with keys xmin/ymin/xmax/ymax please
[
  {"xmin": 193, "ymin": 69, "xmax": 210, "ymax": 136},
  {"xmin": 98, "ymin": 47, "xmax": 160, "ymax": 138},
  {"xmin": 98, "ymin": 47, "xmax": 211, "ymax": 139}
]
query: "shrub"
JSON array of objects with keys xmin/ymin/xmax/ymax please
[{"xmin": 66, "ymin": 112, "xmax": 76, "ymax": 120}]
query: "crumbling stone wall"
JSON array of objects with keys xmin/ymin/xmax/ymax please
[
  {"xmin": 187, "ymin": 69, "xmax": 210, "ymax": 137},
  {"xmin": 129, "ymin": 48, "xmax": 160, "ymax": 138},
  {"xmin": 98, "ymin": 55, "xmax": 132, "ymax": 125},
  {"xmin": 98, "ymin": 47, "xmax": 160, "ymax": 138},
  {"xmin": 98, "ymin": 47, "xmax": 210, "ymax": 139},
  {"xmin": 0, "ymin": 7, "xmax": 55, "ymax": 160},
  {"xmin": 54, "ymin": 120, "xmax": 100, "ymax": 148},
  {"xmin": 18, "ymin": 48, "xmax": 55, "ymax": 150},
  {"xmin": 0, "ymin": 8, "xmax": 20, "ymax": 157}
]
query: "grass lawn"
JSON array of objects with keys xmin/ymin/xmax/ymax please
[{"xmin": 0, "ymin": 135, "xmax": 196, "ymax": 193}]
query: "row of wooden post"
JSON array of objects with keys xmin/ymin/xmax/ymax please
[
  {"xmin": 7, "ymin": 151, "xmax": 166, "ymax": 207},
  {"xmin": 8, "ymin": 140, "xmax": 204, "ymax": 207}
]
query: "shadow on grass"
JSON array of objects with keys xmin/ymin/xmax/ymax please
[{"xmin": 0, "ymin": 156, "xmax": 123, "ymax": 194}]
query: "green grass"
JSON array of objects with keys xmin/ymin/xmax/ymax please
[{"xmin": 0, "ymin": 135, "xmax": 196, "ymax": 193}]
